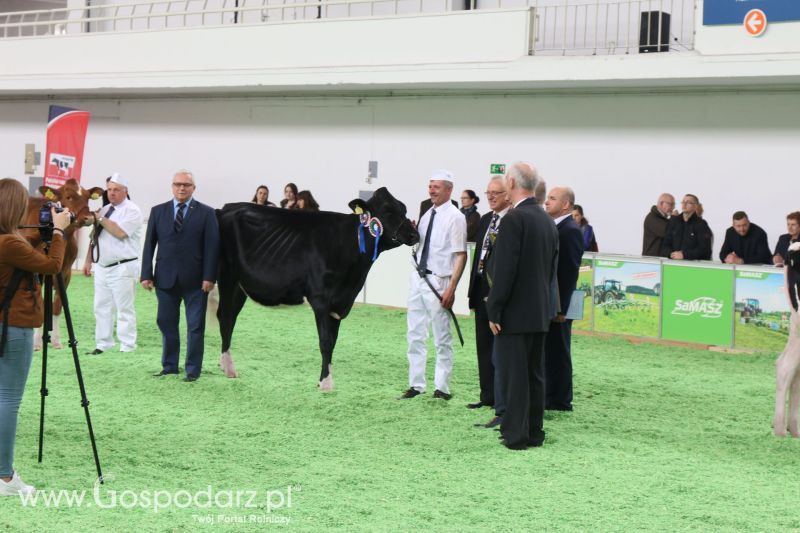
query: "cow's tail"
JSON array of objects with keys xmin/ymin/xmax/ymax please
[{"xmin": 206, "ymin": 285, "xmax": 219, "ymax": 327}]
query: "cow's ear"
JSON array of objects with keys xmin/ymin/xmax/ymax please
[
  {"xmin": 39, "ymin": 186, "xmax": 61, "ymax": 201},
  {"xmin": 348, "ymin": 199, "xmax": 369, "ymax": 214},
  {"xmin": 85, "ymin": 186, "xmax": 104, "ymax": 200}
]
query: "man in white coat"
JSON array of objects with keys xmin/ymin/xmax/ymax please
[
  {"xmin": 82, "ymin": 173, "xmax": 143, "ymax": 354},
  {"xmin": 400, "ymin": 170, "xmax": 467, "ymax": 401}
]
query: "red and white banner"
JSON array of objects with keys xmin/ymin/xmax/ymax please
[{"xmin": 43, "ymin": 105, "xmax": 91, "ymax": 188}]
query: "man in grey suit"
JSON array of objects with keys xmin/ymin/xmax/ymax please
[{"xmin": 486, "ymin": 162, "xmax": 559, "ymax": 450}]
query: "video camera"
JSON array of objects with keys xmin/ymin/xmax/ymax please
[{"xmin": 37, "ymin": 201, "xmax": 77, "ymax": 242}]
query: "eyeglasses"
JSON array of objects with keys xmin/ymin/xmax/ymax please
[
  {"xmin": 172, "ymin": 182, "xmax": 195, "ymax": 188},
  {"xmin": 485, "ymin": 191, "xmax": 506, "ymax": 198},
  {"xmin": 681, "ymin": 200, "xmax": 697, "ymax": 205}
]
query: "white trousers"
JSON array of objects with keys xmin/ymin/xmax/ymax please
[
  {"xmin": 406, "ymin": 272, "xmax": 454, "ymax": 394},
  {"xmin": 93, "ymin": 261, "xmax": 138, "ymax": 351}
]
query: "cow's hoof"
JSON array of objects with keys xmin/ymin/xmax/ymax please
[
  {"xmin": 790, "ymin": 427, "xmax": 800, "ymax": 438},
  {"xmin": 319, "ymin": 376, "xmax": 334, "ymax": 392},
  {"xmin": 220, "ymin": 352, "xmax": 239, "ymax": 378},
  {"xmin": 774, "ymin": 428, "xmax": 788, "ymax": 437},
  {"xmin": 33, "ymin": 342, "xmax": 42, "ymax": 352},
  {"xmin": 52, "ymin": 341, "xmax": 63, "ymax": 349}
]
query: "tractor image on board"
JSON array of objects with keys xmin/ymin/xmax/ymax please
[
  {"xmin": 735, "ymin": 297, "xmax": 762, "ymax": 323},
  {"xmin": 594, "ymin": 279, "xmax": 626, "ymax": 305}
]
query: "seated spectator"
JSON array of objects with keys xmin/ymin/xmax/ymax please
[
  {"xmin": 459, "ymin": 189, "xmax": 481, "ymax": 242},
  {"xmin": 251, "ymin": 185, "xmax": 275, "ymax": 207},
  {"xmin": 661, "ymin": 194, "xmax": 713, "ymax": 260},
  {"xmin": 572, "ymin": 204, "xmax": 598, "ymax": 252},
  {"xmin": 719, "ymin": 211, "xmax": 772, "ymax": 265},
  {"xmin": 280, "ymin": 182, "xmax": 298, "ymax": 209},
  {"xmin": 642, "ymin": 193, "xmax": 675, "ymax": 257},
  {"xmin": 773, "ymin": 211, "xmax": 800, "ymax": 266},
  {"xmin": 294, "ymin": 190, "xmax": 320, "ymax": 211}
]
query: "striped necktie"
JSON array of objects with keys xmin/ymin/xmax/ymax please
[
  {"xmin": 174, "ymin": 202, "xmax": 186, "ymax": 233},
  {"xmin": 478, "ymin": 213, "xmax": 499, "ymax": 275}
]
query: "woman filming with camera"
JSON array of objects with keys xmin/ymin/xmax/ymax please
[{"xmin": 0, "ymin": 178, "xmax": 71, "ymax": 496}]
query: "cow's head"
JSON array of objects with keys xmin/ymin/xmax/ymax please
[
  {"xmin": 39, "ymin": 179, "xmax": 104, "ymax": 227},
  {"xmin": 349, "ymin": 188, "xmax": 419, "ymax": 252}
]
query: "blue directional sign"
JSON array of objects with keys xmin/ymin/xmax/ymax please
[{"xmin": 704, "ymin": 0, "xmax": 800, "ymax": 25}]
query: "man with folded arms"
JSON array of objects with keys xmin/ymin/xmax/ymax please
[{"xmin": 83, "ymin": 173, "xmax": 143, "ymax": 354}]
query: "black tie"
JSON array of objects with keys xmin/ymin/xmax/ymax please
[
  {"xmin": 104, "ymin": 205, "xmax": 116, "ymax": 219},
  {"xmin": 417, "ymin": 208, "xmax": 436, "ymax": 276},
  {"xmin": 174, "ymin": 202, "xmax": 186, "ymax": 233}
]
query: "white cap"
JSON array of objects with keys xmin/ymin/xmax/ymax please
[
  {"xmin": 430, "ymin": 169, "xmax": 453, "ymax": 182},
  {"xmin": 108, "ymin": 173, "xmax": 128, "ymax": 188}
]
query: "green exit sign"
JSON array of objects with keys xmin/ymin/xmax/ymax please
[{"xmin": 490, "ymin": 163, "xmax": 505, "ymax": 174}]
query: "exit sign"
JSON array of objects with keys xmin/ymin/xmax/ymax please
[{"xmin": 490, "ymin": 163, "xmax": 505, "ymax": 174}]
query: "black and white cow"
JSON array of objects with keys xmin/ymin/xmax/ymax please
[{"xmin": 216, "ymin": 187, "xmax": 418, "ymax": 390}]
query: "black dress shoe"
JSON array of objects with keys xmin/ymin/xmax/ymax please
[
  {"xmin": 153, "ymin": 370, "xmax": 178, "ymax": 377},
  {"xmin": 466, "ymin": 401, "xmax": 488, "ymax": 409},
  {"xmin": 184, "ymin": 376, "xmax": 198, "ymax": 383},
  {"xmin": 397, "ymin": 388, "xmax": 421, "ymax": 400},
  {"xmin": 86, "ymin": 349, "xmax": 103, "ymax": 355},
  {"xmin": 500, "ymin": 439, "xmax": 529, "ymax": 451},
  {"xmin": 433, "ymin": 389, "xmax": 452, "ymax": 401},
  {"xmin": 484, "ymin": 416, "xmax": 502, "ymax": 428}
]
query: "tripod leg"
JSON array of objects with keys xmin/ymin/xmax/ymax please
[
  {"xmin": 37, "ymin": 275, "xmax": 52, "ymax": 463},
  {"xmin": 55, "ymin": 273, "xmax": 104, "ymax": 483}
]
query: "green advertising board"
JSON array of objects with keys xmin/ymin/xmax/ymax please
[
  {"xmin": 661, "ymin": 264, "xmax": 734, "ymax": 346},
  {"xmin": 594, "ymin": 258, "xmax": 661, "ymax": 338},
  {"xmin": 734, "ymin": 269, "xmax": 792, "ymax": 352}
]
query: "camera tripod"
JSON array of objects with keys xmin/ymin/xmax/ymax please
[{"xmin": 38, "ymin": 259, "xmax": 104, "ymax": 483}]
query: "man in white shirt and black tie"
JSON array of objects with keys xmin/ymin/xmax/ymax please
[
  {"xmin": 82, "ymin": 173, "xmax": 143, "ymax": 354},
  {"xmin": 400, "ymin": 170, "xmax": 467, "ymax": 401}
]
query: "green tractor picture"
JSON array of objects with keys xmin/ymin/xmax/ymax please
[
  {"xmin": 736, "ymin": 297, "xmax": 762, "ymax": 323},
  {"xmin": 594, "ymin": 279, "xmax": 626, "ymax": 305}
]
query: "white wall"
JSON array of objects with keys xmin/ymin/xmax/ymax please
[{"xmin": 1, "ymin": 90, "xmax": 798, "ymax": 262}]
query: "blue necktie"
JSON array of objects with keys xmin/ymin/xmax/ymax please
[{"xmin": 174, "ymin": 203, "xmax": 185, "ymax": 233}]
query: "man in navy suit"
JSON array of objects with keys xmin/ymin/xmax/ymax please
[
  {"xmin": 543, "ymin": 186, "xmax": 584, "ymax": 411},
  {"xmin": 141, "ymin": 170, "xmax": 220, "ymax": 382}
]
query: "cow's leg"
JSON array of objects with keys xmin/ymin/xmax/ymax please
[
  {"xmin": 34, "ymin": 327, "xmax": 43, "ymax": 351},
  {"xmin": 50, "ymin": 318, "xmax": 63, "ymax": 350},
  {"xmin": 314, "ymin": 309, "xmax": 341, "ymax": 392},
  {"xmin": 790, "ymin": 369, "xmax": 800, "ymax": 437},
  {"xmin": 50, "ymin": 270, "xmax": 72, "ymax": 349},
  {"xmin": 218, "ymin": 281, "xmax": 247, "ymax": 378},
  {"xmin": 787, "ymin": 318, "xmax": 800, "ymax": 437},
  {"xmin": 775, "ymin": 351, "xmax": 793, "ymax": 437}
]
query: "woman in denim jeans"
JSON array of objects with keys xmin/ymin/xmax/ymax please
[{"xmin": 0, "ymin": 178, "xmax": 71, "ymax": 496}]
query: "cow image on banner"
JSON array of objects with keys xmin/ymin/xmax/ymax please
[{"xmin": 44, "ymin": 105, "xmax": 91, "ymax": 188}]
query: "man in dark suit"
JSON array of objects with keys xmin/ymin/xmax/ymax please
[
  {"xmin": 543, "ymin": 186, "xmax": 584, "ymax": 411},
  {"xmin": 141, "ymin": 170, "xmax": 220, "ymax": 382},
  {"xmin": 719, "ymin": 211, "xmax": 772, "ymax": 265},
  {"xmin": 486, "ymin": 162, "xmax": 558, "ymax": 450},
  {"xmin": 466, "ymin": 176, "xmax": 510, "ymax": 425},
  {"xmin": 773, "ymin": 212, "xmax": 800, "ymax": 266}
]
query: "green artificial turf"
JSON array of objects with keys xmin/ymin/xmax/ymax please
[{"xmin": 1, "ymin": 276, "xmax": 798, "ymax": 531}]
